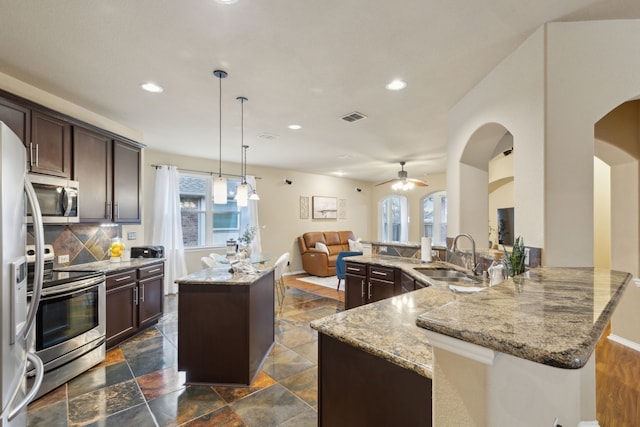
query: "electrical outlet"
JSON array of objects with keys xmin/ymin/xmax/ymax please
[
  {"xmin": 58, "ymin": 254, "xmax": 69, "ymax": 263},
  {"xmin": 127, "ymin": 231, "xmax": 136, "ymax": 240},
  {"xmin": 524, "ymin": 248, "xmax": 530, "ymax": 266}
]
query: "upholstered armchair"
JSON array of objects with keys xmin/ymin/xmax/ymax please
[{"xmin": 335, "ymin": 251, "xmax": 363, "ymax": 291}]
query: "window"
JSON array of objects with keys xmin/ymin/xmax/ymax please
[
  {"xmin": 379, "ymin": 195, "xmax": 408, "ymax": 242},
  {"xmin": 179, "ymin": 173, "xmax": 250, "ymax": 248},
  {"xmin": 423, "ymin": 191, "xmax": 447, "ymax": 246}
]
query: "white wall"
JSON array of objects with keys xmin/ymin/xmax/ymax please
[
  {"xmin": 593, "ymin": 157, "xmax": 611, "ymax": 269},
  {"xmin": 447, "ymin": 27, "xmax": 545, "ymax": 251},
  {"xmin": 144, "ymin": 148, "xmax": 373, "ymax": 274}
]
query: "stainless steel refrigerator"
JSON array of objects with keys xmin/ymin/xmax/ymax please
[{"xmin": 0, "ymin": 122, "xmax": 45, "ymax": 426}]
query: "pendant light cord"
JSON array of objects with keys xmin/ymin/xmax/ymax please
[{"xmin": 218, "ymin": 74, "xmax": 222, "ymax": 178}]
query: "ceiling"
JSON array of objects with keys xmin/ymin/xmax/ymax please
[{"xmin": 1, "ymin": 1, "xmax": 639, "ymax": 183}]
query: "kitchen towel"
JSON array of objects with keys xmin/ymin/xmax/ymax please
[{"xmin": 421, "ymin": 237, "xmax": 432, "ymax": 262}]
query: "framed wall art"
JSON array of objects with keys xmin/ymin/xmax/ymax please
[
  {"xmin": 312, "ymin": 196, "xmax": 337, "ymax": 219},
  {"xmin": 299, "ymin": 196, "xmax": 310, "ymax": 219}
]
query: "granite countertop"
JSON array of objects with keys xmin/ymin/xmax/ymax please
[
  {"xmin": 58, "ymin": 258, "xmax": 165, "ymax": 274},
  {"xmin": 310, "ymin": 255, "xmax": 467, "ymax": 379},
  {"xmin": 175, "ymin": 265, "xmax": 274, "ymax": 286},
  {"xmin": 416, "ymin": 267, "xmax": 632, "ymax": 369}
]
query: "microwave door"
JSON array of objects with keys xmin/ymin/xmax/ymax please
[{"xmin": 62, "ymin": 187, "xmax": 77, "ymax": 217}]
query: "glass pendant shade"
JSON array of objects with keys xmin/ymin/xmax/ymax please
[
  {"xmin": 213, "ymin": 176, "xmax": 228, "ymax": 204},
  {"xmin": 236, "ymin": 183, "xmax": 249, "ymax": 207},
  {"xmin": 249, "ymin": 190, "xmax": 260, "ymax": 201}
]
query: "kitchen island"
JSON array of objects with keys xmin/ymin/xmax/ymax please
[
  {"xmin": 311, "ymin": 256, "xmax": 632, "ymax": 426},
  {"xmin": 175, "ymin": 265, "xmax": 274, "ymax": 385}
]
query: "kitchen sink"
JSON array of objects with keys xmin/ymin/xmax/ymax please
[{"xmin": 413, "ymin": 268, "xmax": 468, "ymax": 279}]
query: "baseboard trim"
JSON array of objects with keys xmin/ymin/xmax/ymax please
[
  {"xmin": 608, "ymin": 333, "xmax": 640, "ymax": 352},
  {"xmin": 284, "ymin": 270, "xmax": 306, "ymax": 276}
]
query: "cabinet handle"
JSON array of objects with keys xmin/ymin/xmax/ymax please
[
  {"xmin": 106, "ymin": 201, "xmax": 112, "ymax": 220},
  {"xmin": 360, "ymin": 279, "xmax": 365, "ymax": 299},
  {"xmin": 29, "ymin": 143, "xmax": 34, "ymax": 167},
  {"xmin": 35, "ymin": 143, "xmax": 39, "ymax": 167},
  {"xmin": 133, "ymin": 286, "xmax": 138, "ymax": 305},
  {"xmin": 147, "ymin": 268, "xmax": 160, "ymax": 274},
  {"xmin": 368, "ymin": 281, "xmax": 372, "ymax": 299},
  {"xmin": 115, "ymin": 275, "xmax": 132, "ymax": 282},
  {"xmin": 347, "ymin": 267, "xmax": 360, "ymax": 272},
  {"xmin": 140, "ymin": 284, "xmax": 145, "ymax": 303},
  {"xmin": 115, "ymin": 203, "xmax": 119, "ymax": 220},
  {"xmin": 371, "ymin": 270, "xmax": 387, "ymax": 276}
]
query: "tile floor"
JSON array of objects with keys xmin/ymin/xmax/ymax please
[{"xmin": 27, "ymin": 280, "xmax": 344, "ymax": 426}]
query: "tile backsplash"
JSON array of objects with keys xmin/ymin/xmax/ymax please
[{"xmin": 28, "ymin": 225, "xmax": 122, "ymax": 267}]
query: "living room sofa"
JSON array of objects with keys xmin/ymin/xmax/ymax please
[{"xmin": 297, "ymin": 231, "xmax": 356, "ymax": 277}]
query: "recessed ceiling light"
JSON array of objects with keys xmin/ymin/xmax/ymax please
[
  {"xmin": 334, "ymin": 171, "xmax": 345, "ymax": 176},
  {"xmin": 215, "ymin": 0, "xmax": 238, "ymax": 4},
  {"xmin": 140, "ymin": 82, "xmax": 164, "ymax": 93},
  {"xmin": 288, "ymin": 124, "xmax": 302, "ymax": 130},
  {"xmin": 386, "ymin": 79, "xmax": 407, "ymax": 91}
]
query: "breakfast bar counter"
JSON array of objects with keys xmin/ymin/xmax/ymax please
[{"xmin": 175, "ymin": 266, "xmax": 275, "ymax": 385}]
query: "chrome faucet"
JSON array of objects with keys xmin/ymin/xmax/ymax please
[{"xmin": 451, "ymin": 233, "xmax": 480, "ymax": 275}]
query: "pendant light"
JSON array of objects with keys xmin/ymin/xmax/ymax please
[
  {"xmin": 213, "ymin": 70, "xmax": 228, "ymax": 204},
  {"xmin": 236, "ymin": 96, "xmax": 249, "ymax": 207},
  {"xmin": 248, "ymin": 146, "xmax": 260, "ymax": 201}
]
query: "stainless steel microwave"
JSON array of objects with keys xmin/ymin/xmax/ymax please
[{"xmin": 26, "ymin": 174, "xmax": 79, "ymax": 224}]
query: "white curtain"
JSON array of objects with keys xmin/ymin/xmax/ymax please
[
  {"xmin": 243, "ymin": 175, "xmax": 261, "ymax": 254},
  {"xmin": 152, "ymin": 165, "xmax": 187, "ymax": 294},
  {"xmin": 399, "ymin": 195, "xmax": 409, "ymax": 242}
]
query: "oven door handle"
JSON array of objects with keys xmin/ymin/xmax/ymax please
[{"xmin": 37, "ymin": 277, "xmax": 104, "ymax": 299}]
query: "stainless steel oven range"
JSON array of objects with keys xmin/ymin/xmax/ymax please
[{"xmin": 25, "ymin": 245, "xmax": 105, "ymax": 399}]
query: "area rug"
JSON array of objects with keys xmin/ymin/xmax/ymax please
[{"xmin": 297, "ymin": 275, "xmax": 340, "ymax": 289}]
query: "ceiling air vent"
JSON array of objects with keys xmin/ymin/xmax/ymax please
[{"xmin": 340, "ymin": 111, "xmax": 368, "ymax": 123}]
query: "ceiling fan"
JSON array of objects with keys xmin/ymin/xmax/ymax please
[{"xmin": 375, "ymin": 161, "xmax": 428, "ymax": 190}]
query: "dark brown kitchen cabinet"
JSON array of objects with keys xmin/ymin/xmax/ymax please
[
  {"xmin": 105, "ymin": 269, "xmax": 138, "ymax": 348},
  {"xmin": 106, "ymin": 262, "xmax": 164, "ymax": 348},
  {"xmin": 73, "ymin": 127, "xmax": 112, "ymax": 222},
  {"xmin": 345, "ymin": 262, "xmax": 366, "ymax": 309},
  {"xmin": 345, "ymin": 262, "xmax": 411, "ymax": 310},
  {"xmin": 318, "ymin": 333, "xmax": 432, "ymax": 426},
  {"xmin": 401, "ymin": 271, "xmax": 416, "ymax": 293},
  {"xmin": 0, "ymin": 96, "xmax": 30, "ymax": 143},
  {"xmin": 112, "ymin": 140, "xmax": 141, "ymax": 223},
  {"xmin": 29, "ymin": 110, "xmax": 72, "ymax": 178},
  {"xmin": 73, "ymin": 130, "xmax": 141, "ymax": 224},
  {"xmin": 137, "ymin": 263, "xmax": 164, "ymax": 328}
]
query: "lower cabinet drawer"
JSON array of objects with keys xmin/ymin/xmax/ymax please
[
  {"xmin": 345, "ymin": 262, "xmax": 366, "ymax": 276},
  {"xmin": 138, "ymin": 262, "xmax": 164, "ymax": 279},
  {"xmin": 369, "ymin": 266, "xmax": 395, "ymax": 282},
  {"xmin": 106, "ymin": 269, "xmax": 136, "ymax": 290}
]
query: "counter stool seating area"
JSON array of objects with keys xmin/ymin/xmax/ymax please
[
  {"xmin": 273, "ymin": 252, "xmax": 289, "ymax": 306},
  {"xmin": 297, "ymin": 230, "xmax": 356, "ymax": 277}
]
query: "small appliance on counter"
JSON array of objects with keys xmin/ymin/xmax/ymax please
[{"xmin": 131, "ymin": 245, "xmax": 164, "ymax": 259}]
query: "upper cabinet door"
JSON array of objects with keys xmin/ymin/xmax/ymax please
[
  {"xmin": 74, "ymin": 126, "xmax": 112, "ymax": 222},
  {"xmin": 0, "ymin": 96, "xmax": 30, "ymax": 144},
  {"xmin": 113, "ymin": 139, "xmax": 141, "ymax": 223},
  {"xmin": 30, "ymin": 110, "xmax": 72, "ymax": 178}
]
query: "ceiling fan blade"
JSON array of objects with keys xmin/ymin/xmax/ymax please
[
  {"xmin": 375, "ymin": 178, "xmax": 398, "ymax": 186},
  {"xmin": 407, "ymin": 178, "xmax": 428, "ymax": 187}
]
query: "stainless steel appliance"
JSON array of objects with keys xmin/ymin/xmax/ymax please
[
  {"xmin": 24, "ymin": 246, "xmax": 105, "ymax": 400},
  {"xmin": 131, "ymin": 246, "xmax": 164, "ymax": 259},
  {"xmin": 0, "ymin": 122, "xmax": 45, "ymax": 426},
  {"xmin": 26, "ymin": 174, "xmax": 79, "ymax": 224}
]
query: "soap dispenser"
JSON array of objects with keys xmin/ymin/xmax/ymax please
[{"xmin": 488, "ymin": 258, "xmax": 506, "ymax": 286}]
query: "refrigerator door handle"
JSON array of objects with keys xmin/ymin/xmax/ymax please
[
  {"xmin": 7, "ymin": 353, "xmax": 44, "ymax": 421},
  {"xmin": 23, "ymin": 177, "xmax": 44, "ymax": 339}
]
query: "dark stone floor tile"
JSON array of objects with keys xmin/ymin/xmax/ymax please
[
  {"xmin": 100, "ymin": 347, "xmax": 126, "ymax": 367},
  {"xmin": 126, "ymin": 340, "xmax": 177, "ymax": 377},
  {"xmin": 136, "ymin": 366, "xmax": 186, "ymax": 401},
  {"xmin": 277, "ymin": 405, "xmax": 317, "ymax": 427},
  {"xmin": 84, "ymin": 402, "xmax": 156, "ymax": 427},
  {"xmin": 230, "ymin": 383, "xmax": 309, "ymax": 427},
  {"xmin": 68, "ymin": 379, "xmax": 145, "ymax": 426},
  {"xmin": 261, "ymin": 349, "xmax": 315, "ymax": 382},
  {"xmin": 156, "ymin": 319, "xmax": 178, "ymax": 336},
  {"xmin": 268, "ymin": 343, "xmax": 289, "ymax": 357},
  {"xmin": 289, "ymin": 341, "xmax": 317, "ymax": 364},
  {"xmin": 275, "ymin": 326, "xmax": 317, "ymax": 349},
  {"xmin": 27, "ymin": 400, "xmax": 67, "ymax": 427},
  {"xmin": 214, "ymin": 371, "xmax": 276, "ymax": 404},
  {"xmin": 279, "ymin": 367, "xmax": 317, "ymax": 407},
  {"xmin": 120, "ymin": 334, "xmax": 167, "ymax": 358},
  {"xmin": 148, "ymin": 384, "xmax": 226, "ymax": 427},
  {"xmin": 68, "ymin": 361, "xmax": 134, "ymax": 399},
  {"xmin": 28, "ymin": 383, "xmax": 66, "ymax": 411},
  {"xmin": 183, "ymin": 405, "xmax": 245, "ymax": 426}
]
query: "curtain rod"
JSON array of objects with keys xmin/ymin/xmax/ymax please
[{"xmin": 150, "ymin": 164, "xmax": 261, "ymax": 180}]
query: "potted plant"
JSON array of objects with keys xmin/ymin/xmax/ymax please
[
  {"xmin": 503, "ymin": 236, "xmax": 526, "ymax": 277},
  {"xmin": 238, "ymin": 226, "xmax": 257, "ymax": 255}
]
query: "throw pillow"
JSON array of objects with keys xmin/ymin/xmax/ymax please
[
  {"xmin": 315, "ymin": 242, "xmax": 329, "ymax": 254},
  {"xmin": 348, "ymin": 238, "xmax": 364, "ymax": 252}
]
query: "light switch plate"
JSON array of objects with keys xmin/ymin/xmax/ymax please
[{"xmin": 127, "ymin": 231, "xmax": 137, "ymax": 240}]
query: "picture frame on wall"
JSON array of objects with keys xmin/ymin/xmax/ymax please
[
  {"xmin": 312, "ymin": 196, "xmax": 337, "ymax": 219},
  {"xmin": 300, "ymin": 196, "xmax": 310, "ymax": 219}
]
